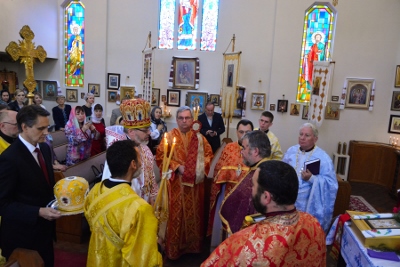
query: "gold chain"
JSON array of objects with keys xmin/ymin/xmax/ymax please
[{"xmin": 295, "ymin": 146, "xmax": 316, "ymax": 174}]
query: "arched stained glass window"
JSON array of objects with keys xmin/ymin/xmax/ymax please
[
  {"xmin": 158, "ymin": 0, "xmax": 219, "ymax": 51},
  {"xmin": 296, "ymin": 2, "xmax": 336, "ymax": 103},
  {"xmin": 64, "ymin": 1, "xmax": 85, "ymax": 87}
]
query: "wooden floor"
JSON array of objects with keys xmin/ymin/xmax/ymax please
[{"xmin": 54, "ymin": 181, "xmax": 397, "ymax": 267}]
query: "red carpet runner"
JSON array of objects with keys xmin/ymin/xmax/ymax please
[
  {"xmin": 348, "ymin": 195, "xmax": 378, "ymax": 213},
  {"xmin": 54, "ymin": 248, "xmax": 86, "ymax": 267}
]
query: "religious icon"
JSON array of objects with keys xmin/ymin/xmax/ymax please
[
  {"xmin": 68, "ymin": 22, "xmax": 83, "ymax": 75},
  {"xmin": 290, "ymin": 104, "xmax": 300, "ymax": 116},
  {"xmin": 227, "ymin": 64, "xmax": 234, "ymax": 87}
]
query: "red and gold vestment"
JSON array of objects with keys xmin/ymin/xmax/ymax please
[
  {"xmin": 156, "ymin": 128, "xmax": 213, "ymax": 260},
  {"xmin": 207, "ymin": 142, "xmax": 249, "ymax": 236},
  {"xmin": 202, "ymin": 210, "xmax": 326, "ymax": 267}
]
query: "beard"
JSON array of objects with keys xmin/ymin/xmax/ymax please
[
  {"xmin": 252, "ymin": 193, "xmax": 267, "ymax": 214},
  {"xmin": 132, "ymin": 167, "xmax": 143, "ymax": 179},
  {"xmin": 243, "ymin": 158, "xmax": 252, "ymax": 167}
]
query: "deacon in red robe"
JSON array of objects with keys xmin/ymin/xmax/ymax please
[{"xmin": 202, "ymin": 160, "xmax": 326, "ymax": 267}]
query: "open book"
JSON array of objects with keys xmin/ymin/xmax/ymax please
[{"xmin": 304, "ymin": 159, "xmax": 320, "ymax": 175}]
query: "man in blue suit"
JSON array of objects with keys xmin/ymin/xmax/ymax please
[{"xmin": 198, "ymin": 102, "xmax": 225, "ymax": 153}]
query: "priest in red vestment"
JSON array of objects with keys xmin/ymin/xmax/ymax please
[
  {"xmin": 156, "ymin": 106, "xmax": 213, "ymax": 260},
  {"xmin": 202, "ymin": 160, "xmax": 326, "ymax": 267},
  {"xmin": 207, "ymin": 119, "xmax": 253, "ymax": 249},
  {"xmin": 219, "ymin": 130, "xmax": 271, "ymax": 235}
]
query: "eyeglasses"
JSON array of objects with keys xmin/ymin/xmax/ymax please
[
  {"xmin": 177, "ymin": 116, "xmax": 193, "ymax": 121},
  {"xmin": 135, "ymin": 128, "xmax": 150, "ymax": 133},
  {"xmin": 2, "ymin": 122, "xmax": 17, "ymax": 126}
]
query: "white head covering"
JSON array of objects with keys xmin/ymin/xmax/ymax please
[{"xmin": 91, "ymin": 103, "xmax": 103, "ymax": 123}]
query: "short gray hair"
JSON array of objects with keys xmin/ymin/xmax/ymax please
[
  {"xmin": 84, "ymin": 93, "xmax": 94, "ymax": 101},
  {"xmin": 176, "ymin": 106, "xmax": 192, "ymax": 117},
  {"xmin": 243, "ymin": 130, "xmax": 271, "ymax": 158},
  {"xmin": 300, "ymin": 123, "xmax": 318, "ymax": 137}
]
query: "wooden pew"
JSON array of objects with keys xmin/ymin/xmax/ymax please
[
  {"xmin": 54, "ymin": 152, "xmax": 106, "ymax": 243},
  {"xmin": 53, "ymin": 143, "xmax": 67, "ymax": 163},
  {"xmin": 56, "ymin": 152, "xmax": 106, "ymax": 185},
  {"xmin": 49, "ymin": 130, "xmax": 68, "ymax": 147}
]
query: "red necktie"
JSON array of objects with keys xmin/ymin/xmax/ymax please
[{"xmin": 35, "ymin": 148, "xmax": 50, "ymax": 185}]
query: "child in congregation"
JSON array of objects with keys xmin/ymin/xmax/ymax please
[
  {"xmin": 90, "ymin": 103, "xmax": 106, "ymax": 156},
  {"xmin": 64, "ymin": 106, "xmax": 95, "ymax": 166}
]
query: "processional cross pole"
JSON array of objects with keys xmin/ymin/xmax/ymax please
[{"xmin": 5, "ymin": 25, "xmax": 47, "ymax": 105}]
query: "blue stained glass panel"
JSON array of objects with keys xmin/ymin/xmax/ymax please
[
  {"xmin": 65, "ymin": 1, "xmax": 85, "ymax": 87},
  {"xmin": 158, "ymin": 0, "xmax": 176, "ymax": 49},
  {"xmin": 200, "ymin": 0, "xmax": 219, "ymax": 51},
  {"xmin": 177, "ymin": 0, "xmax": 199, "ymax": 50}
]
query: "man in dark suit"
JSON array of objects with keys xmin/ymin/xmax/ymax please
[
  {"xmin": 0, "ymin": 105, "xmax": 61, "ymax": 267},
  {"xmin": 199, "ymin": 102, "xmax": 225, "ymax": 153}
]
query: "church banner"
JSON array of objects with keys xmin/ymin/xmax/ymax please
[
  {"xmin": 221, "ymin": 52, "xmax": 241, "ymax": 122},
  {"xmin": 308, "ymin": 61, "xmax": 334, "ymax": 128},
  {"xmin": 142, "ymin": 48, "xmax": 155, "ymax": 103}
]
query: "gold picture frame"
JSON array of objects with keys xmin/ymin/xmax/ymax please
[
  {"xmin": 120, "ymin": 86, "xmax": 135, "ymax": 100},
  {"xmin": 88, "ymin": 83, "xmax": 100, "ymax": 97},
  {"xmin": 108, "ymin": 91, "xmax": 117, "ymax": 102},
  {"xmin": 325, "ymin": 102, "xmax": 340, "ymax": 120},
  {"xmin": 210, "ymin": 94, "xmax": 220, "ymax": 106},
  {"xmin": 251, "ymin": 93, "xmax": 266, "ymax": 110},
  {"xmin": 186, "ymin": 92, "xmax": 208, "ymax": 113},
  {"xmin": 289, "ymin": 103, "xmax": 300, "ymax": 116},
  {"xmin": 172, "ymin": 57, "xmax": 197, "ymax": 89},
  {"xmin": 395, "ymin": 65, "xmax": 400, "ymax": 88},
  {"xmin": 66, "ymin": 88, "xmax": 78, "ymax": 102},
  {"xmin": 345, "ymin": 78, "xmax": 373, "ymax": 109},
  {"xmin": 151, "ymin": 88, "xmax": 160, "ymax": 106}
]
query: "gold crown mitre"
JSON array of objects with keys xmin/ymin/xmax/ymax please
[
  {"xmin": 53, "ymin": 176, "xmax": 89, "ymax": 214},
  {"xmin": 120, "ymin": 98, "xmax": 151, "ymax": 129}
]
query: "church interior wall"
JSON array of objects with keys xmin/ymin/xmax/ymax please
[{"xmin": 1, "ymin": 0, "xmax": 400, "ymax": 158}]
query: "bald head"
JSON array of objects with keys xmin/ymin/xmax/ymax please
[{"xmin": 0, "ymin": 110, "xmax": 19, "ymax": 138}]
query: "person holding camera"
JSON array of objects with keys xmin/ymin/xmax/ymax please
[{"xmin": 64, "ymin": 106, "xmax": 96, "ymax": 166}]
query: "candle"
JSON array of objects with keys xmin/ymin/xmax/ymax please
[
  {"xmin": 162, "ymin": 133, "xmax": 168, "ymax": 172},
  {"xmin": 337, "ymin": 142, "xmax": 342, "ymax": 154},
  {"xmin": 390, "ymin": 136, "xmax": 392, "ymax": 145},
  {"xmin": 193, "ymin": 106, "xmax": 197, "ymax": 120},
  {"xmin": 342, "ymin": 142, "xmax": 347, "ymax": 155},
  {"xmin": 165, "ymin": 137, "xmax": 176, "ymax": 171}
]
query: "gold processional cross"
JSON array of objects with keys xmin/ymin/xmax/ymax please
[{"xmin": 5, "ymin": 25, "xmax": 47, "ymax": 105}]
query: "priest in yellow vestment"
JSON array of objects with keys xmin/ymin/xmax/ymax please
[{"xmin": 84, "ymin": 140, "xmax": 162, "ymax": 267}]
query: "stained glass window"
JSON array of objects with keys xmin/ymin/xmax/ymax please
[
  {"xmin": 296, "ymin": 3, "xmax": 336, "ymax": 103},
  {"xmin": 158, "ymin": 0, "xmax": 219, "ymax": 51},
  {"xmin": 64, "ymin": 1, "xmax": 85, "ymax": 87},
  {"xmin": 200, "ymin": 0, "xmax": 219, "ymax": 51},
  {"xmin": 159, "ymin": 0, "xmax": 176, "ymax": 49}
]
